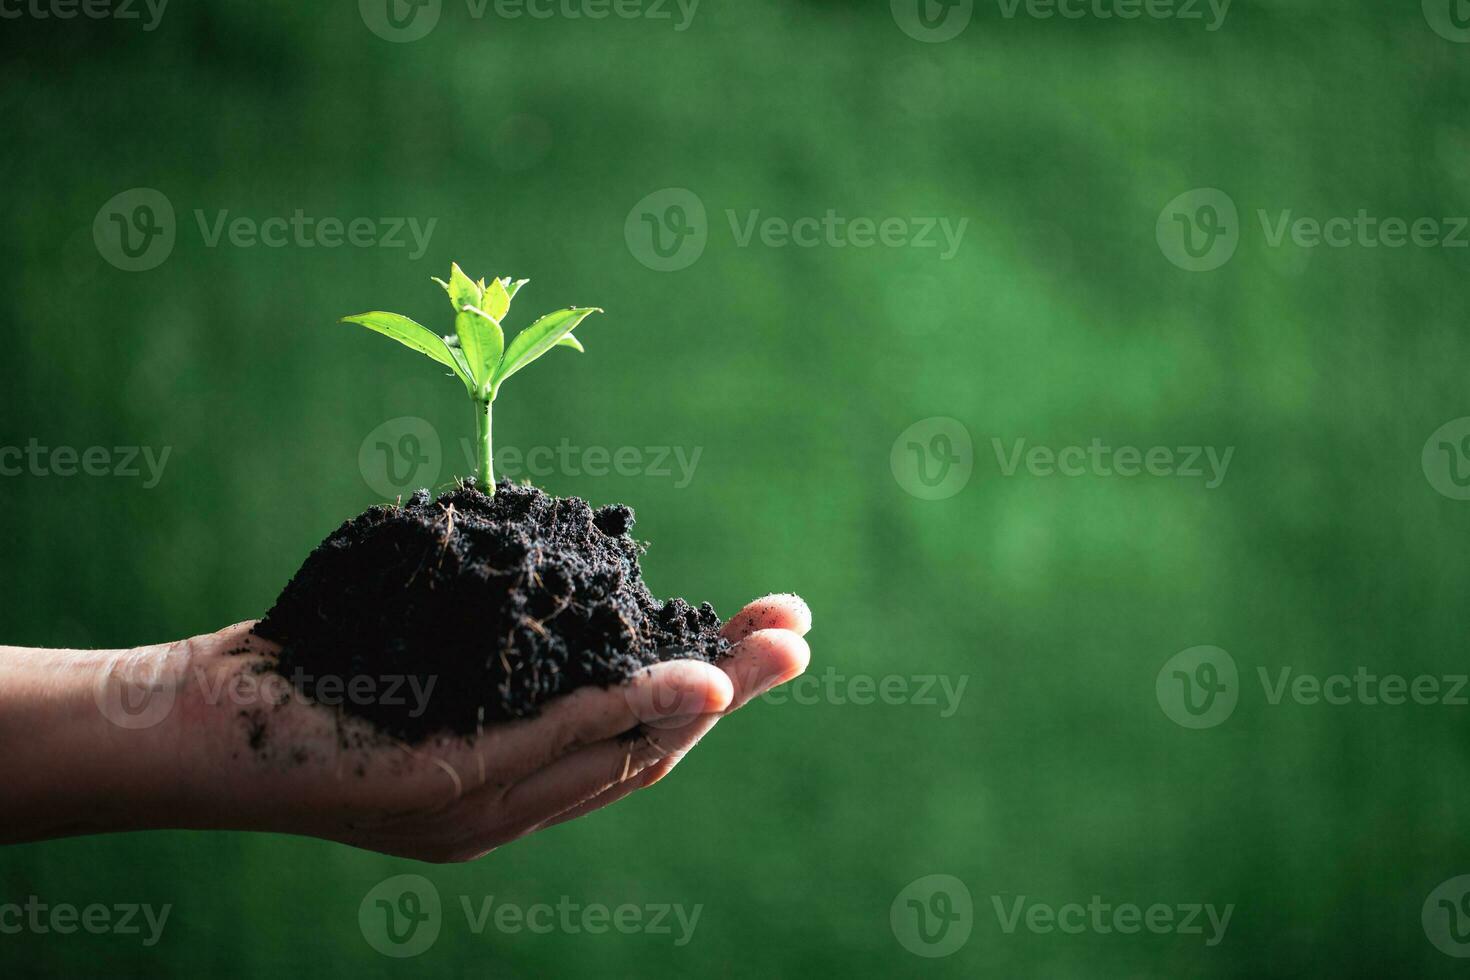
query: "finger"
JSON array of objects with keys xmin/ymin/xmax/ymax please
[
  {"xmin": 718, "ymin": 629, "xmax": 811, "ymax": 711},
  {"xmin": 462, "ymin": 659, "xmax": 732, "ymax": 789},
  {"xmin": 720, "ymin": 594, "xmax": 812, "ymax": 643},
  {"xmin": 533, "ymin": 715, "xmax": 722, "ymax": 832},
  {"xmin": 491, "ymin": 715, "xmax": 716, "ymax": 836}
]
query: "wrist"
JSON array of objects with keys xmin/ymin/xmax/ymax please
[{"xmin": 0, "ymin": 630, "xmax": 231, "ymax": 843}]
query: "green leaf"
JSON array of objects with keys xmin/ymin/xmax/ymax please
[
  {"xmin": 556, "ymin": 333, "xmax": 584, "ymax": 352},
  {"xmin": 438, "ymin": 263, "xmax": 482, "ymax": 313},
  {"xmin": 341, "ymin": 312, "xmax": 467, "ymax": 383},
  {"xmin": 455, "ymin": 304, "xmax": 505, "ymax": 391},
  {"xmin": 504, "ymin": 278, "xmax": 529, "ymax": 300},
  {"xmin": 481, "ymin": 277, "xmax": 512, "ymax": 322},
  {"xmin": 495, "ymin": 307, "xmax": 601, "ymax": 388},
  {"xmin": 446, "ymin": 346, "xmax": 474, "ymax": 389}
]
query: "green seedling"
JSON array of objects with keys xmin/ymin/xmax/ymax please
[{"xmin": 342, "ymin": 263, "xmax": 601, "ymax": 495}]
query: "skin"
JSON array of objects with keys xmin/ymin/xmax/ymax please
[{"xmin": 0, "ymin": 594, "xmax": 812, "ymax": 863}]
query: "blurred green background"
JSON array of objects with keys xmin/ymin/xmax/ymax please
[{"xmin": 5, "ymin": 0, "xmax": 1470, "ymax": 975}]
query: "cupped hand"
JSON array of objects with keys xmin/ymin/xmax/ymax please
[{"xmin": 173, "ymin": 594, "xmax": 811, "ymax": 862}]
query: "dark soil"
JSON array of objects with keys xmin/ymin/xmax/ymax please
[{"xmin": 252, "ymin": 480, "xmax": 728, "ymax": 742}]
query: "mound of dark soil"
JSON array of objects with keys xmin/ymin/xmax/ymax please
[{"xmin": 253, "ymin": 480, "xmax": 727, "ymax": 742}]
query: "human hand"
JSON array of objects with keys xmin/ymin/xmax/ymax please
[{"xmin": 0, "ymin": 595, "xmax": 811, "ymax": 862}]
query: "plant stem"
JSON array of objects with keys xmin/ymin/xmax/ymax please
[{"xmin": 475, "ymin": 397, "xmax": 494, "ymax": 494}]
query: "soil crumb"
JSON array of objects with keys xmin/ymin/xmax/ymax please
[{"xmin": 253, "ymin": 480, "xmax": 727, "ymax": 742}]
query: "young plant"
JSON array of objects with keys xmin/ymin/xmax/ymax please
[{"xmin": 342, "ymin": 263, "xmax": 601, "ymax": 496}]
